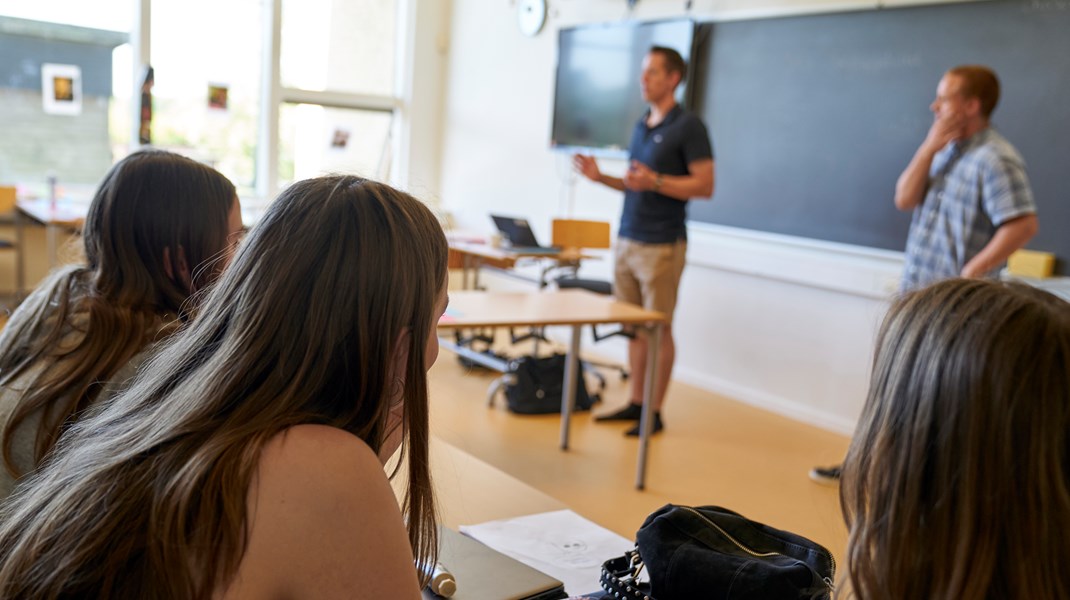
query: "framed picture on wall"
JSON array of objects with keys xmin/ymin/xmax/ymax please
[
  {"xmin": 208, "ymin": 83, "xmax": 229, "ymax": 111},
  {"xmin": 41, "ymin": 63, "xmax": 83, "ymax": 116}
]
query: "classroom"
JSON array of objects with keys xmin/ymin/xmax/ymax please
[{"xmin": 0, "ymin": 0, "xmax": 1067, "ymax": 598}]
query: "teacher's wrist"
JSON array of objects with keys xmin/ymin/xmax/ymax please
[{"xmin": 653, "ymin": 173, "xmax": 663, "ymax": 192}]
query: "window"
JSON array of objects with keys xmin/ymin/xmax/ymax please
[
  {"xmin": 150, "ymin": 0, "xmax": 262, "ymax": 195},
  {"xmin": 272, "ymin": 0, "xmax": 401, "ymax": 196},
  {"xmin": 280, "ymin": 0, "xmax": 397, "ymax": 97},
  {"xmin": 278, "ymin": 104, "xmax": 393, "ymax": 186},
  {"xmin": 0, "ymin": 0, "xmax": 407, "ymax": 204},
  {"xmin": 0, "ymin": 1, "xmax": 131, "ymax": 191}
]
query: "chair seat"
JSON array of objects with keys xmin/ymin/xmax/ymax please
[{"xmin": 556, "ymin": 277, "xmax": 612, "ymax": 296}]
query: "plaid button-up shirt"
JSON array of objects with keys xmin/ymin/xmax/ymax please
[{"xmin": 901, "ymin": 127, "xmax": 1036, "ymax": 292}]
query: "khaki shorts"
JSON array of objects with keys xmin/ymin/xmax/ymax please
[{"xmin": 614, "ymin": 237, "xmax": 687, "ymax": 323}]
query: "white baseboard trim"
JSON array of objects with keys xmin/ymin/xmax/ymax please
[{"xmin": 673, "ymin": 365, "xmax": 858, "ymax": 437}]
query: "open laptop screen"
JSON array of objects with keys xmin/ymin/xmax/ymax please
[{"xmin": 490, "ymin": 215, "xmax": 544, "ymax": 249}]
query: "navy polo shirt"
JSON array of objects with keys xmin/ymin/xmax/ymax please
[{"xmin": 619, "ymin": 105, "xmax": 713, "ymax": 244}]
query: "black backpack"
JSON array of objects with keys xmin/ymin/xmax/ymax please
[{"xmin": 504, "ymin": 354, "xmax": 595, "ymax": 415}]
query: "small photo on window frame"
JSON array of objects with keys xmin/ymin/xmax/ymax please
[
  {"xmin": 42, "ymin": 63, "xmax": 83, "ymax": 116},
  {"xmin": 208, "ymin": 83, "xmax": 229, "ymax": 111}
]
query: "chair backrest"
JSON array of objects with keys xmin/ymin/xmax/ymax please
[
  {"xmin": 551, "ymin": 219, "xmax": 610, "ymax": 250},
  {"xmin": 0, "ymin": 186, "xmax": 16, "ymax": 214}
]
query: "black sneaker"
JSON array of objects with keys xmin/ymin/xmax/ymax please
[
  {"xmin": 809, "ymin": 464, "xmax": 842, "ymax": 486},
  {"xmin": 625, "ymin": 412, "xmax": 663, "ymax": 436},
  {"xmin": 594, "ymin": 402, "xmax": 643, "ymax": 422}
]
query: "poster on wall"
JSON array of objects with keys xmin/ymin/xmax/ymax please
[
  {"xmin": 139, "ymin": 66, "xmax": 154, "ymax": 145},
  {"xmin": 208, "ymin": 83, "xmax": 229, "ymax": 111},
  {"xmin": 330, "ymin": 127, "xmax": 350, "ymax": 149},
  {"xmin": 41, "ymin": 63, "xmax": 82, "ymax": 116}
]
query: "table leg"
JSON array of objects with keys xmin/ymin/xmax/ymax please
[
  {"xmin": 559, "ymin": 324, "xmax": 582, "ymax": 450},
  {"xmin": 46, "ymin": 224, "xmax": 58, "ymax": 268},
  {"xmin": 473, "ymin": 258, "xmax": 483, "ymax": 291},
  {"xmin": 461, "ymin": 254, "xmax": 472, "ymax": 290},
  {"xmin": 635, "ymin": 323, "xmax": 663, "ymax": 490},
  {"xmin": 15, "ymin": 209, "xmax": 25, "ymax": 300}
]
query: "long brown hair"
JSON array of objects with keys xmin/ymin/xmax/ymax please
[
  {"xmin": 0, "ymin": 176, "xmax": 446, "ymax": 598},
  {"xmin": 841, "ymin": 278, "xmax": 1070, "ymax": 599},
  {"xmin": 0, "ymin": 149, "xmax": 235, "ymax": 477}
]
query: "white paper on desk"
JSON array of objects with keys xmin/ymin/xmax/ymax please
[{"xmin": 460, "ymin": 509, "xmax": 633, "ymax": 596}]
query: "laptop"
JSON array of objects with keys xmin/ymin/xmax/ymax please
[
  {"xmin": 490, "ymin": 215, "xmax": 561, "ymax": 254},
  {"xmin": 422, "ymin": 527, "xmax": 567, "ymax": 600}
]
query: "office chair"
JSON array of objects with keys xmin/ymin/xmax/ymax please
[
  {"xmin": 477, "ymin": 219, "xmax": 631, "ymax": 409},
  {"xmin": 550, "ymin": 219, "xmax": 631, "ymax": 381}
]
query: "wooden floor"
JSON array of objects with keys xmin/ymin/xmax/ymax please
[{"xmin": 427, "ymin": 336, "xmax": 853, "ymax": 571}]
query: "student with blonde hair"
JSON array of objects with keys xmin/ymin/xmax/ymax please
[
  {"xmin": 0, "ymin": 175, "xmax": 448, "ymax": 598},
  {"xmin": 0, "ymin": 149, "xmax": 242, "ymax": 500},
  {"xmin": 840, "ymin": 278, "xmax": 1070, "ymax": 599}
]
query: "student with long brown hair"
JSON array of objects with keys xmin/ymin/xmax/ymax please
[
  {"xmin": 840, "ymin": 278, "xmax": 1070, "ymax": 599},
  {"xmin": 0, "ymin": 149, "xmax": 241, "ymax": 500},
  {"xmin": 0, "ymin": 175, "xmax": 448, "ymax": 598}
]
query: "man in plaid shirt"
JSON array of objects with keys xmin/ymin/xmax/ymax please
[
  {"xmin": 895, "ymin": 65, "xmax": 1038, "ymax": 292},
  {"xmin": 809, "ymin": 65, "xmax": 1039, "ymax": 487}
]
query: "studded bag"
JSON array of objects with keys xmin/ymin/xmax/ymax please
[{"xmin": 598, "ymin": 504, "xmax": 835, "ymax": 600}]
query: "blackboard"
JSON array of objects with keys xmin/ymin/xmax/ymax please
[{"xmin": 688, "ymin": 0, "xmax": 1070, "ymax": 274}]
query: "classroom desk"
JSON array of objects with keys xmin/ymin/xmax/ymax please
[
  {"xmin": 15, "ymin": 198, "xmax": 90, "ymax": 294},
  {"xmin": 12, "ymin": 196, "xmax": 269, "ymax": 298},
  {"xmin": 449, "ymin": 240, "xmax": 587, "ymax": 290},
  {"xmin": 437, "ymin": 289, "xmax": 665, "ymax": 490},
  {"xmin": 391, "ymin": 436, "xmax": 565, "ymax": 529},
  {"xmin": 391, "ymin": 438, "xmax": 576, "ymax": 598}
]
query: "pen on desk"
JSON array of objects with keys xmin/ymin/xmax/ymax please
[{"xmin": 420, "ymin": 561, "xmax": 457, "ymax": 598}]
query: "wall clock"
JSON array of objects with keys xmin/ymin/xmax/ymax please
[{"xmin": 517, "ymin": 0, "xmax": 547, "ymax": 37}]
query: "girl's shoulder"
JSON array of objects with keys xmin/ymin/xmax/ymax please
[
  {"xmin": 259, "ymin": 424, "xmax": 381, "ymax": 479},
  {"xmin": 225, "ymin": 425, "xmax": 421, "ymax": 599}
]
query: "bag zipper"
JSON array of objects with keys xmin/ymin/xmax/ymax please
[{"xmin": 677, "ymin": 506, "xmax": 836, "ymax": 591}]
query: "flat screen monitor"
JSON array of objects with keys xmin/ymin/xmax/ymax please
[{"xmin": 551, "ymin": 19, "xmax": 697, "ymax": 158}]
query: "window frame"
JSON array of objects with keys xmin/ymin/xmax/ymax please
[{"xmin": 129, "ymin": 0, "xmax": 411, "ymax": 201}]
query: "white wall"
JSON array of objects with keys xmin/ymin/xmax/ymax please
[
  {"xmin": 401, "ymin": 0, "xmax": 452, "ymax": 204},
  {"xmin": 411, "ymin": 0, "xmax": 947, "ymax": 435}
]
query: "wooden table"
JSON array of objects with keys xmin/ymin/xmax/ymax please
[
  {"xmin": 391, "ymin": 436, "xmax": 565, "ymax": 529},
  {"xmin": 14, "ymin": 198, "xmax": 90, "ymax": 296},
  {"xmin": 391, "ymin": 438, "xmax": 580, "ymax": 599},
  {"xmin": 437, "ymin": 289, "xmax": 665, "ymax": 489},
  {"xmin": 13, "ymin": 195, "xmax": 267, "ymax": 298},
  {"xmin": 449, "ymin": 241, "xmax": 588, "ymax": 290}
]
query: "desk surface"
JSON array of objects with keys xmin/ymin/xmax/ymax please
[
  {"xmin": 450, "ymin": 240, "xmax": 586, "ymax": 263},
  {"xmin": 16, "ymin": 196, "xmax": 266, "ymax": 228},
  {"xmin": 391, "ymin": 436, "xmax": 565, "ymax": 529},
  {"xmin": 439, "ymin": 289, "xmax": 664, "ymax": 329},
  {"xmin": 16, "ymin": 198, "xmax": 88, "ymax": 228}
]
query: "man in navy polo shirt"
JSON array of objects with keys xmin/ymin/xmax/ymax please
[{"xmin": 573, "ymin": 46, "xmax": 714, "ymax": 436}]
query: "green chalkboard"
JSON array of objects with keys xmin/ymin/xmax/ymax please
[{"xmin": 688, "ymin": 0, "xmax": 1069, "ymax": 273}]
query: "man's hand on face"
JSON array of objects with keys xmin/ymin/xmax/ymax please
[{"xmin": 924, "ymin": 108, "xmax": 968, "ymax": 153}]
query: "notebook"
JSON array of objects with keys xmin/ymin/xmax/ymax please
[
  {"xmin": 489, "ymin": 215, "xmax": 561, "ymax": 254},
  {"xmin": 422, "ymin": 527, "xmax": 567, "ymax": 600}
]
